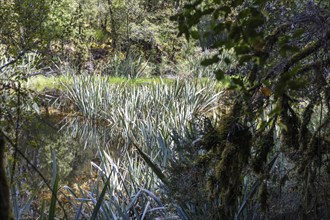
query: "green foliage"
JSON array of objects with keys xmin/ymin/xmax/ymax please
[
  {"xmin": 49, "ymin": 151, "xmax": 59, "ymax": 220},
  {"xmin": 0, "ymin": 0, "xmax": 72, "ymax": 58},
  {"xmin": 0, "ymin": 0, "xmax": 187, "ymax": 75},
  {"xmin": 167, "ymin": 102, "xmax": 253, "ymax": 219},
  {"xmin": 1, "ymin": 0, "xmax": 330, "ymax": 219},
  {"xmin": 172, "ymin": 0, "xmax": 330, "ymax": 218},
  {"xmin": 101, "ymin": 52, "xmax": 148, "ymax": 78},
  {"xmin": 90, "ymin": 174, "xmax": 111, "ymax": 220},
  {"xmin": 175, "ymin": 46, "xmax": 236, "ymax": 78},
  {"xmin": 59, "ymin": 74, "xmax": 222, "ymax": 217}
]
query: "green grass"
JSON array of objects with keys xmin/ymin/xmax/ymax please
[
  {"xmin": 25, "ymin": 75, "xmax": 71, "ymax": 91},
  {"xmin": 25, "ymin": 75, "xmax": 159, "ymax": 91},
  {"xmin": 25, "ymin": 75, "xmax": 225, "ymax": 92},
  {"xmin": 107, "ymin": 76, "xmax": 175, "ymax": 85}
]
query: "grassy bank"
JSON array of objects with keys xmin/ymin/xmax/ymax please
[{"xmin": 25, "ymin": 74, "xmax": 224, "ymax": 92}]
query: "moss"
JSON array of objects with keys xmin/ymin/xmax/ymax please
[
  {"xmin": 206, "ymin": 175, "xmax": 217, "ymax": 199},
  {"xmin": 258, "ymin": 181, "xmax": 269, "ymax": 213},
  {"xmin": 196, "ymin": 152, "xmax": 213, "ymax": 164},
  {"xmin": 253, "ymin": 127, "xmax": 274, "ymax": 173},
  {"xmin": 215, "ymin": 143, "xmax": 236, "ymax": 181},
  {"xmin": 233, "ymin": 125, "xmax": 252, "ymax": 164},
  {"xmin": 299, "ymin": 101, "xmax": 316, "ymax": 150},
  {"xmin": 167, "ymin": 98, "xmax": 254, "ymax": 219},
  {"xmin": 279, "ymin": 95, "xmax": 300, "ymax": 152},
  {"xmin": 217, "ymin": 111, "xmax": 235, "ymax": 137}
]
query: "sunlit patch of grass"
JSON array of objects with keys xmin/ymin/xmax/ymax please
[
  {"xmin": 25, "ymin": 75, "xmax": 72, "ymax": 91},
  {"xmin": 26, "ymin": 74, "xmax": 226, "ymax": 92},
  {"xmin": 107, "ymin": 76, "xmax": 174, "ymax": 85},
  {"xmin": 25, "ymin": 75, "xmax": 179, "ymax": 91}
]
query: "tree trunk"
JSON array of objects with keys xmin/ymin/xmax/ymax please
[
  {"xmin": 107, "ymin": 0, "xmax": 117, "ymax": 50},
  {"xmin": 0, "ymin": 135, "xmax": 13, "ymax": 220}
]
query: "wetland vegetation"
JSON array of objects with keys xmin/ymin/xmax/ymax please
[{"xmin": 1, "ymin": 0, "xmax": 330, "ymax": 219}]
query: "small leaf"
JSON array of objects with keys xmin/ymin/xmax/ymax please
[
  {"xmin": 219, "ymin": 6, "xmax": 231, "ymax": 15},
  {"xmin": 231, "ymin": 77, "xmax": 245, "ymax": 87},
  {"xmin": 287, "ymin": 78, "xmax": 306, "ymax": 90},
  {"xmin": 231, "ymin": 0, "xmax": 244, "ymax": 7},
  {"xmin": 49, "ymin": 175, "xmax": 58, "ymax": 220},
  {"xmin": 277, "ymin": 121, "xmax": 288, "ymax": 131},
  {"xmin": 229, "ymin": 25, "xmax": 241, "ymax": 40},
  {"xmin": 238, "ymin": 8, "xmax": 250, "ymax": 19},
  {"xmin": 235, "ymin": 45, "xmax": 250, "ymax": 54},
  {"xmin": 252, "ymin": 37, "xmax": 265, "ymax": 51},
  {"xmin": 213, "ymin": 22, "xmax": 225, "ymax": 32},
  {"xmin": 183, "ymin": 0, "xmax": 203, "ymax": 9},
  {"xmin": 90, "ymin": 175, "xmax": 111, "ymax": 220},
  {"xmin": 269, "ymin": 105, "xmax": 282, "ymax": 117},
  {"xmin": 260, "ymin": 87, "xmax": 272, "ymax": 97},
  {"xmin": 224, "ymin": 57, "xmax": 231, "ymax": 65},
  {"xmin": 278, "ymin": 35, "xmax": 290, "ymax": 46}
]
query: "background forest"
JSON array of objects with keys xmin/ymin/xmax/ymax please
[{"xmin": 0, "ymin": 0, "xmax": 329, "ymax": 219}]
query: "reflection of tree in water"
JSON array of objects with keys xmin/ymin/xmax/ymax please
[{"xmin": 17, "ymin": 115, "xmax": 94, "ymax": 185}]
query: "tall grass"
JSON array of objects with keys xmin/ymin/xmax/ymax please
[
  {"xmin": 61, "ymin": 74, "xmax": 222, "ymax": 218},
  {"xmin": 63, "ymin": 75, "xmax": 221, "ymax": 151}
]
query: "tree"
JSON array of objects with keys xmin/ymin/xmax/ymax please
[
  {"xmin": 0, "ymin": 1, "xmax": 74, "ymax": 217},
  {"xmin": 170, "ymin": 0, "xmax": 330, "ymax": 218},
  {"xmin": 0, "ymin": 135, "xmax": 13, "ymax": 220},
  {"xmin": 0, "ymin": 0, "xmax": 76, "ymax": 70}
]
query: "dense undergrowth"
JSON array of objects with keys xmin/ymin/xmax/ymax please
[
  {"xmin": 1, "ymin": 0, "xmax": 330, "ymax": 219},
  {"xmin": 0, "ymin": 51, "xmax": 329, "ymax": 219}
]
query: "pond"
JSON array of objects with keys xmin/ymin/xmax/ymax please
[
  {"xmin": 18, "ymin": 112, "xmax": 98, "ymax": 186},
  {"xmin": 13, "ymin": 77, "xmax": 223, "ymax": 218}
]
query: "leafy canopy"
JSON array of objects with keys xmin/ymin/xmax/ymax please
[{"xmin": 173, "ymin": 0, "xmax": 330, "ymax": 101}]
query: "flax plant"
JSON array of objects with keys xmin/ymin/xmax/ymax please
[
  {"xmin": 62, "ymin": 74, "xmax": 222, "ymax": 218},
  {"xmin": 63, "ymin": 75, "xmax": 221, "ymax": 153}
]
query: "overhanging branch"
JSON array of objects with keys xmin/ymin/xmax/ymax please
[
  {"xmin": 266, "ymin": 29, "xmax": 330, "ymax": 80},
  {"xmin": 296, "ymin": 57, "xmax": 330, "ymax": 76}
]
